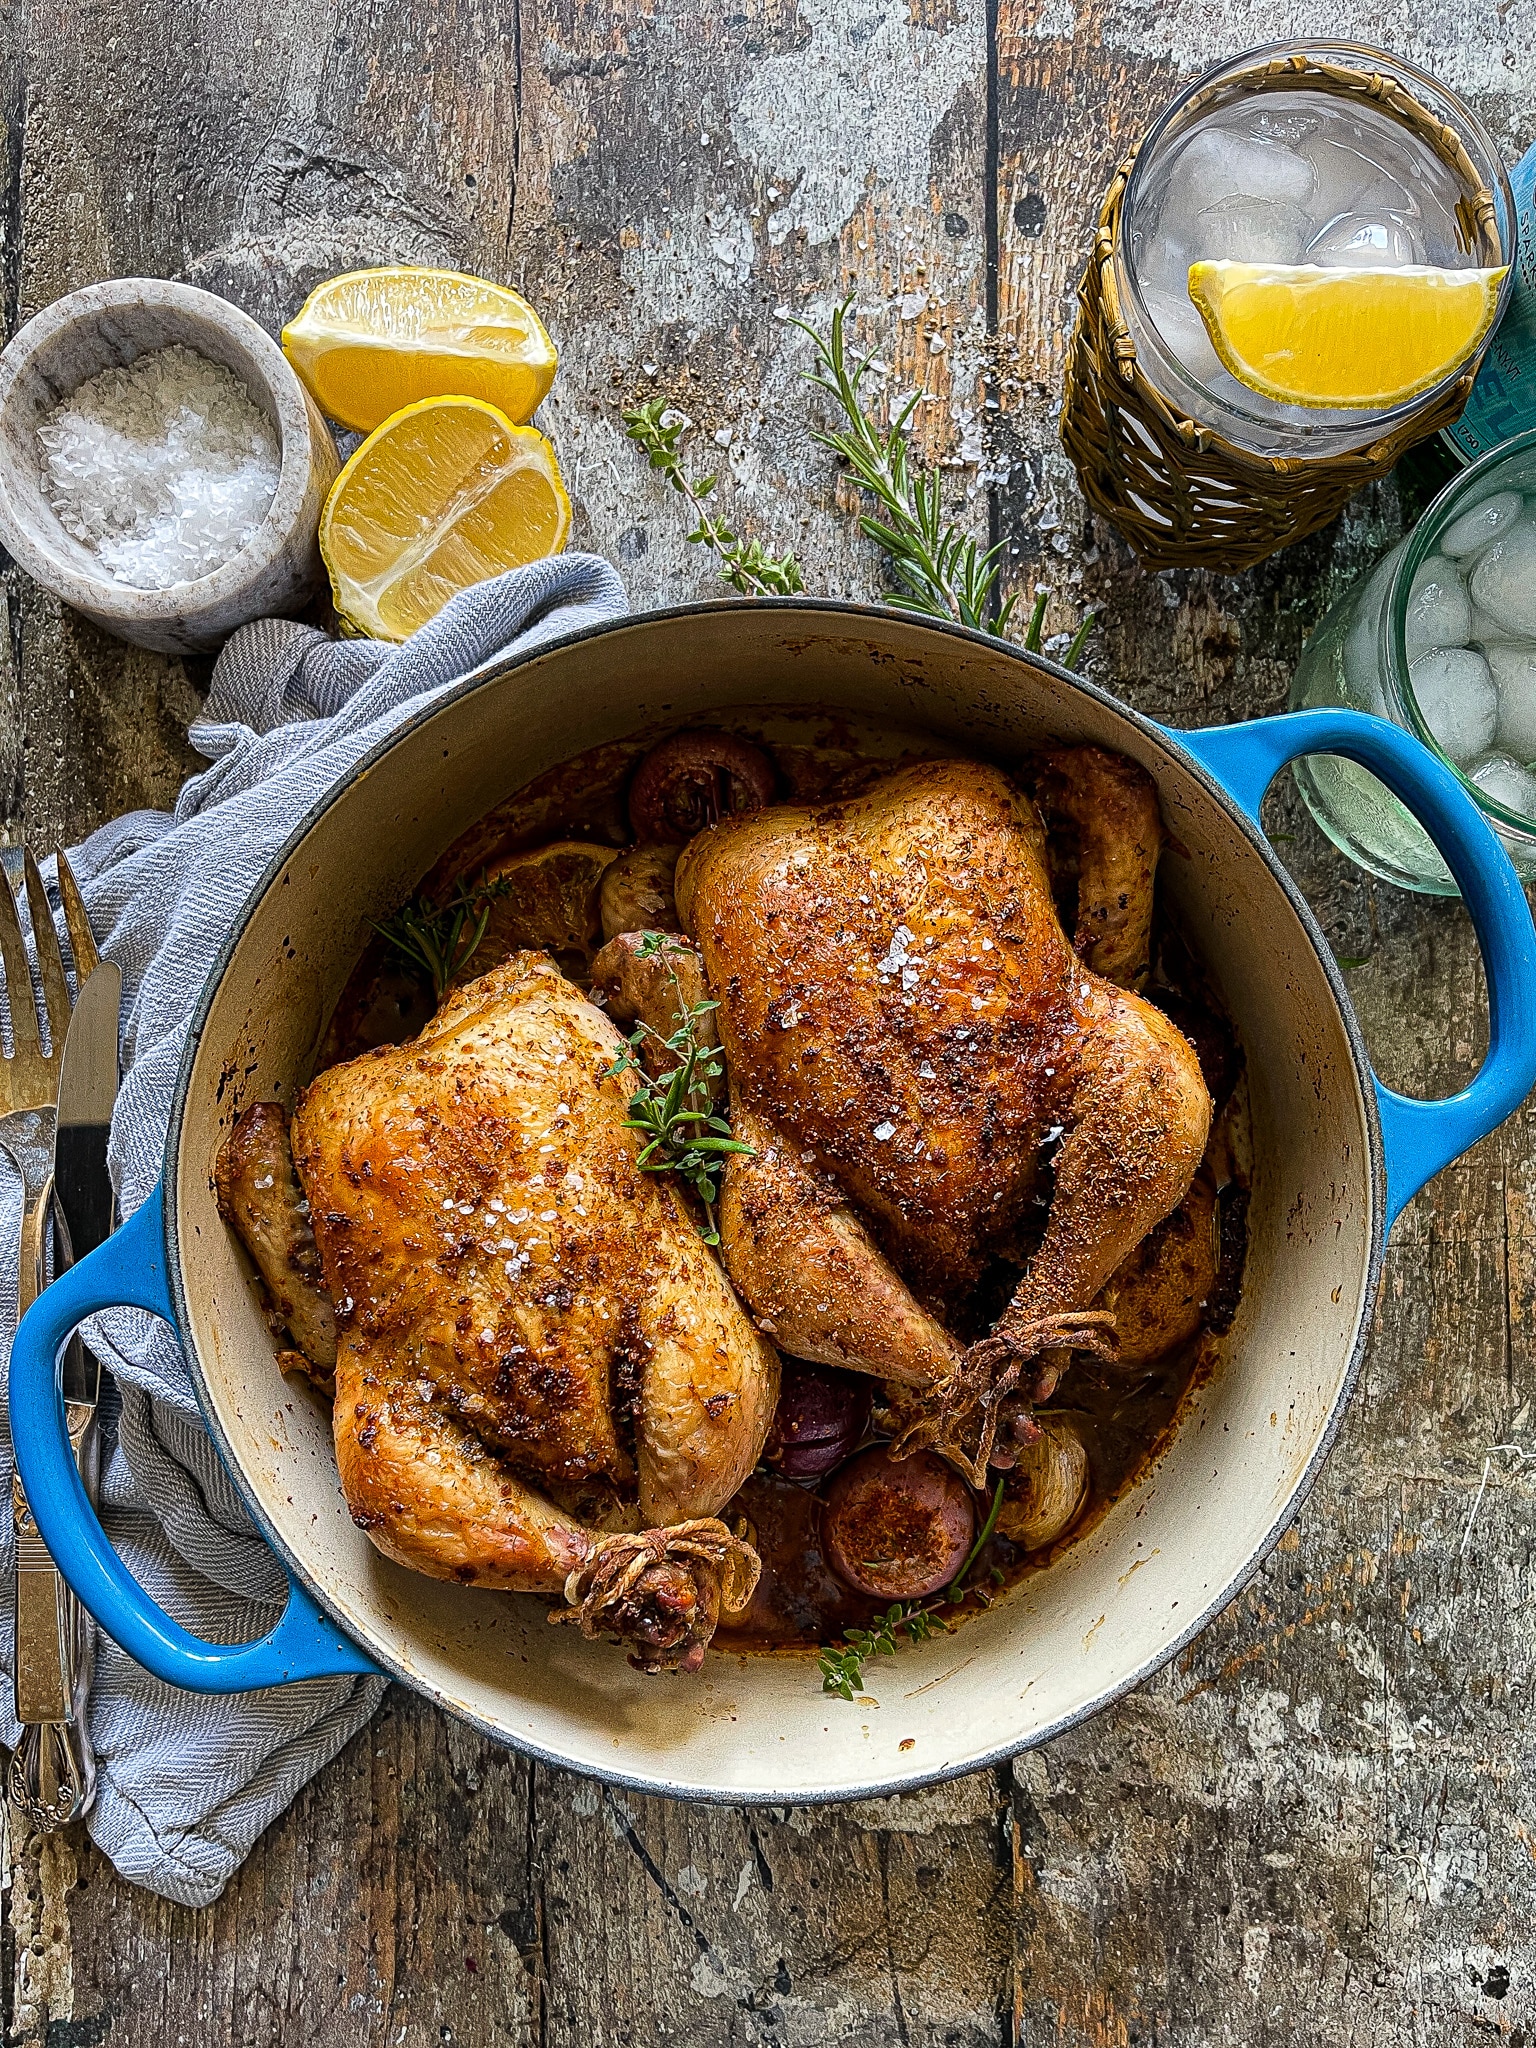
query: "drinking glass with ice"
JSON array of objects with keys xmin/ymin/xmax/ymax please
[
  {"xmin": 1292, "ymin": 432, "xmax": 1536, "ymax": 893},
  {"xmin": 1119, "ymin": 54, "xmax": 1509, "ymax": 456}
]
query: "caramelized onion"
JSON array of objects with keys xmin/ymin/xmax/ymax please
[
  {"xmin": 765, "ymin": 1362, "xmax": 873, "ymax": 1480},
  {"xmin": 996, "ymin": 1415, "xmax": 1089, "ymax": 1553},
  {"xmin": 627, "ymin": 732, "xmax": 777, "ymax": 843}
]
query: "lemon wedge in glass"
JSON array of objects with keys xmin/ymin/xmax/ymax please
[
  {"xmin": 283, "ymin": 267, "xmax": 558, "ymax": 433},
  {"xmin": 320, "ymin": 396, "xmax": 571, "ymax": 642},
  {"xmin": 1187, "ymin": 260, "xmax": 1507, "ymax": 410}
]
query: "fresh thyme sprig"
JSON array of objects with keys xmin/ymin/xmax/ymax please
[
  {"xmin": 373, "ymin": 871, "xmax": 513, "ymax": 1004},
  {"xmin": 623, "ymin": 399, "xmax": 806, "ymax": 596},
  {"xmin": 604, "ymin": 933, "xmax": 754, "ymax": 1243},
  {"xmin": 818, "ymin": 1476, "xmax": 1007, "ymax": 1702}
]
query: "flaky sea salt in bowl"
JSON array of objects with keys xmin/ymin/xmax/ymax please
[{"xmin": 0, "ymin": 278, "xmax": 339, "ymax": 653}]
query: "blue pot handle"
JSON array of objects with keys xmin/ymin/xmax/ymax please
[
  {"xmin": 8, "ymin": 1180, "xmax": 381, "ymax": 1691},
  {"xmin": 1174, "ymin": 709, "xmax": 1536, "ymax": 1231}
]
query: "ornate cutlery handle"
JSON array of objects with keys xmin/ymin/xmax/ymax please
[
  {"xmin": 10, "ymin": 1404, "xmax": 99, "ymax": 1828},
  {"xmin": 7, "ymin": 1130, "xmax": 99, "ymax": 1827}
]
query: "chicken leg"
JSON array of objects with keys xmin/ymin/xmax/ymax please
[{"xmin": 679, "ymin": 757, "xmax": 1211, "ymax": 1482}]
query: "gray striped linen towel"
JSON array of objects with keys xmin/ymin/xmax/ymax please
[{"xmin": 0, "ymin": 554, "xmax": 628, "ymax": 1905}]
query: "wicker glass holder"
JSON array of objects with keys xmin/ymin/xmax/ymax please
[{"xmin": 1060, "ymin": 52, "xmax": 1506, "ymax": 573}]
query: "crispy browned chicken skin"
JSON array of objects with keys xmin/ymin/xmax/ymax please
[
  {"xmin": 214, "ymin": 1100, "xmax": 336, "ymax": 1387},
  {"xmin": 677, "ymin": 758, "xmax": 1211, "ymax": 1480},
  {"xmin": 282, "ymin": 954, "xmax": 776, "ymax": 1671}
]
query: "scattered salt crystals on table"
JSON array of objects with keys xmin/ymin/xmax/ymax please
[
  {"xmin": 1404, "ymin": 554, "xmax": 1471, "ymax": 656},
  {"xmin": 1440, "ymin": 489, "xmax": 1524, "ymax": 560},
  {"xmin": 1407, "ymin": 647, "xmax": 1497, "ymax": 763},
  {"xmin": 37, "ymin": 344, "xmax": 280, "ymax": 590},
  {"xmin": 1469, "ymin": 520, "xmax": 1536, "ymax": 639}
]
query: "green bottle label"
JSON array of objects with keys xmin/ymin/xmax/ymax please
[{"xmin": 1448, "ymin": 142, "xmax": 1536, "ymax": 463}]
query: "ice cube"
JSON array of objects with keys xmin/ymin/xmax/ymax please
[
  {"xmin": 1195, "ymin": 194, "xmax": 1307, "ymax": 264},
  {"xmin": 1159, "ymin": 127, "xmax": 1315, "ymax": 235},
  {"xmin": 1139, "ymin": 230, "xmax": 1192, "ymax": 296},
  {"xmin": 1249, "ymin": 103, "xmax": 1320, "ymax": 148},
  {"xmin": 1482, "ymin": 640, "xmax": 1536, "ymax": 760},
  {"xmin": 1406, "ymin": 646, "xmax": 1497, "ymax": 762},
  {"xmin": 1141, "ymin": 286, "xmax": 1223, "ymax": 384},
  {"xmin": 1470, "ymin": 521, "xmax": 1536, "ymax": 637},
  {"xmin": 1404, "ymin": 554, "xmax": 1471, "ymax": 656},
  {"xmin": 1305, "ymin": 211, "xmax": 1423, "ymax": 268},
  {"xmin": 1469, "ymin": 751, "xmax": 1536, "ymax": 825},
  {"xmin": 1440, "ymin": 490, "xmax": 1524, "ymax": 562},
  {"xmin": 1300, "ymin": 129, "xmax": 1414, "ymax": 229}
]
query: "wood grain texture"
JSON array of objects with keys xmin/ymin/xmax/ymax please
[{"xmin": 3, "ymin": 0, "xmax": 1536, "ymax": 2036}]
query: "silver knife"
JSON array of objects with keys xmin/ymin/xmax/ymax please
[{"xmin": 10, "ymin": 952, "xmax": 121, "ymax": 1828}]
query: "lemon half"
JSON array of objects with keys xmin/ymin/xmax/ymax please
[
  {"xmin": 320, "ymin": 396, "xmax": 571, "ymax": 642},
  {"xmin": 284, "ymin": 267, "xmax": 558, "ymax": 433},
  {"xmin": 1188, "ymin": 260, "xmax": 1507, "ymax": 411}
]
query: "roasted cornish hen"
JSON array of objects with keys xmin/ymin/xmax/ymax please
[
  {"xmin": 225, "ymin": 954, "xmax": 776, "ymax": 1672},
  {"xmin": 676, "ymin": 756, "xmax": 1212, "ymax": 1480}
]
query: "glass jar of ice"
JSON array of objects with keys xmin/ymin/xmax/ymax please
[
  {"xmin": 1117, "ymin": 45, "xmax": 1511, "ymax": 460},
  {"xmin": 1291, "ymin": 429, "xmax": 1536, "ymax": 892}
]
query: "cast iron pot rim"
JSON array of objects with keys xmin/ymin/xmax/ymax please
[{"xmin": 162, "ymin": 596, "xmax": 1386, "ymax": 1803}]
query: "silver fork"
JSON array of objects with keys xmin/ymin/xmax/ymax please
[{"xmin": 0, "ymin": 847, "xmax": 101, "ymax": 1828}]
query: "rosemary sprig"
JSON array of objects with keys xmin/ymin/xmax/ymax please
[
  {"xmin": 603, "ymin": 933, "xmax": 754, "ymax": 1243},
  {"xmin": 793, "ymin": 300, "xmax": 1011, "ymax": 633},
  {"xmin": 818, "ymin": 1475, "xmax": 1007, "ymax": 1702},
  {"xmin": 623, "ymin": 399, "xmax": 806, "ymax": 596},
  {"xmin": 373, "ymin": 871, "xmax": 513, "ymax": 1004},
  {"xmin": 796, "ymin": 301, "xmax": 1095, "ymax": 660}
]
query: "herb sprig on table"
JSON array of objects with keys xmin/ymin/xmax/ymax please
[
  {"xmin": 373, "ymin": 871, "xmax": 513, "ymax": 1003},
  {"xmin": 818, "ymin": 1478, "xmax": 1007, "ymax": 1702},
  {"xmin": 625, "ymin": 302, "xmax": 1094, "ymax": 664},
  {"xmin": 624, "ymin": 399, "xmax": 806, "ymax": 596},
  {"xmin": 603, "ymin": 933, "xmax": 753, "ymax": 1244}
]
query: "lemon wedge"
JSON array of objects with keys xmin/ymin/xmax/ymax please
[
  {"xmin": 464, "ymin": 843, "xmax": 618, "ymax": 983},
  {"xmin": 1187, "ymin": 261, "xmax": 1507, "ymax": 410},
  {"xmin": 320, "ymin": 396, "xmax": 571, "ymax": 641},
  {"xmin": 283, "ymin": 267, "xmax": 558, "ymax": 433}
]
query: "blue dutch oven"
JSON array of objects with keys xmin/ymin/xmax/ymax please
[{"xmin": 9, "ymin": 604, "xmax": 1536, "ymax": 1801}]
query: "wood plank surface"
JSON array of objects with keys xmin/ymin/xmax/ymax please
[{"xmin": 2, "ymin": 0, "xmax": 1535, "ymax": 2038}]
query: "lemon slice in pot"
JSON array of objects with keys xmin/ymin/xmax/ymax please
[
  {"xmin": 283, "ymin": 267, "xmax": 558, "ymax": 432},
  {"xmin": 320, "ymin": 396, "xmax": 571, "ymax": 642},
  {"xmin": 1187, "ymin": 260, "xmax": 1507, "ymax": 410}
]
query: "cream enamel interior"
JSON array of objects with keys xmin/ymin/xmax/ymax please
[{"xmin": 171, "ymin": 606, "xmax": 1376, "ymax": 1799}]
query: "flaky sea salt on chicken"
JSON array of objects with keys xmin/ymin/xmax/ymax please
[
  {"xmin": 223, "ymin": 955, "xmax": 776, "ymax": 1673},
  {"xmin": 679, "ymin": 755, "xmax": 1212, "ymax": 1484}
]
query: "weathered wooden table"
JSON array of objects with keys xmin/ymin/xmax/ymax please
[{"xmin": 2, "ymin": 2, "xmax": 1533, "ymax": 2040}]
